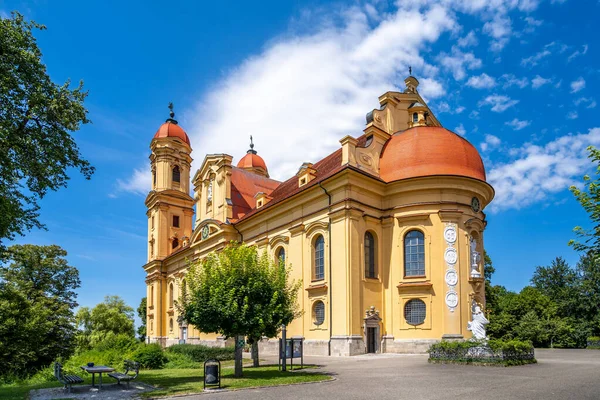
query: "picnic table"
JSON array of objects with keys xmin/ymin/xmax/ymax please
[{"xmin": 80, "ymin": 365, "xmax": 115, "ymax": 389}]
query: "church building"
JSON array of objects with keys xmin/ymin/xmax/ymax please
[{"xmin": 143, "ymin": 75, "xmax": 494, "ymax": 356}]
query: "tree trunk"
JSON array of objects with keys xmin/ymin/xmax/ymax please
[
  {"xmin": 234, "ymin": 335, "xmax": 243, "ymax": 378},
  {"xmin": 252, "ymin": 341, "xmax": 259, "ymax": 367}
]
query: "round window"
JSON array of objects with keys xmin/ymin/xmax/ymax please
[
  {"xmin": 313, "ymin": 301, "xmax": 325, "ymax": 326},
  {"xmin": 404, "ymin": 299, "xmax": 426, "ymax": 325}
]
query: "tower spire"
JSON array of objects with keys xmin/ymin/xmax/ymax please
[
  {"xmin": 166, "ymin": 102, "xmax": 178, "ymax": 124},
  {"xmin": 247, "ymin": 135, "xmax": 257, "ymax": 154}
]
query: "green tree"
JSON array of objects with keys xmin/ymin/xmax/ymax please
[
  {"xmin": 137, "ymin": 297, "xmax": 147, "ymax": 342},
  {"xmin": 76, "ymin": 295, "xmax": 135, "ymax": 349},
  {"xmin": 0, "ymin": 12, "xmax": 93, "ymax": 251},
  {"xmin": 181, "ymin": 243, "xmax": 301, "ymax": 377},
  {"xmin": 531, "ymin": 257, "xmax": 580, "ymax": 318},
  {"xmin": 0, "ymin": 244, "xmax": 80, "ymax": 378},
  {"xmin": 569, "ymin": 146, "xmax": 600, "ymax": 254}
]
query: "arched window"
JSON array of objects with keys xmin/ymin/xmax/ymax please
[
  {"xmin": 149, "ymin": 285, "xmax": 154, "ymax": 307},
  {"xmin": 404, "ymin": 299, "xmax": 426, "ymax": 325},
  {"xmin": 404, "ymin": 230, "xmax": 425, "ymax": 277},
  {"xmin": 276, "ymin": 247, "xmax": 286, "ymax": 264},
  {"xmin": 169, "ymin": 283, "xmax": 174, "ymax": 309},
  {"xmin": 314, "ymin": 235, "xmax": 325, "ymax": 280},
  {"xmin": 172, "ymin": 166, "xmax": 180, "ymax": 183},
  {"xmin": 364, "ymin": 231, "xmax": 377, "ymax": 279},
  {"xmin": 169, "ymin": 318, "xmax": 174, "ymax": 332},
  {"xmin": 172, "ymin": 238, "xmax": 179, "ymax": 250},
  {"xmin": 412, "ymin": 112, "xmax": 418, "ymax": 123},
  {"xmin": 313, "ymin": 301, "xmax": 325, "ymax": 326},
  {"xmin": 152, "ymin": 170, "xmax": 156, "ymax": 186}
]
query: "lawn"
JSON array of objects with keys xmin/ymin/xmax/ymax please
[
  {"xmin": 141, "ymin": 364, "xmax": 330, "ymax": 397},
  {"xmin": 0, "ymin": 363, "xmax": 330, "ymax": 399}
]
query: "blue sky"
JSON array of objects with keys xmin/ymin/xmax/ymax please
[{"xmin": 2, "ymin": 0, "xmax": 599, "ymax": 324}]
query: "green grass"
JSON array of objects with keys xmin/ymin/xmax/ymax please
[
  {"xmin": 140, "ymin": 364, "xmax": 330, "ymax": 397},
  {"xmin": 0, "ymin": 363, "xmax": 329, "ymax": 400}
]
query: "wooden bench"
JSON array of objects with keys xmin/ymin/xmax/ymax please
[
  {"xmin": 108, "ymin": 360, "xmax": 140, "ymax": 388},
  {"xmin": 54, "ymin": 362, "xmax": 84, "ymax": 393}
]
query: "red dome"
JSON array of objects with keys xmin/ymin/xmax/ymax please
[
  {"xmin": 153, "ymin": 121, "xmax": 190, "ymax": 146},
  {"xmin": 379, "ymin": 126, "xmax": 486, "ymax": 182},
  {"xmin": 237, "ymin": 152, "xmax": 268, "ymax": 172}
]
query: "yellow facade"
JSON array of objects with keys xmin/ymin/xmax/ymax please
[{"xmin": 143, "ymin": 76, "xmax": 494, "ymax": 355}]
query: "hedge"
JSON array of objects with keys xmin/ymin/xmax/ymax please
[
  {"xmin": 428, "ymin": 339, "xmax": 536, "ymax": 366},
  {"xmin": 167, "ymin": 344, "xmax": 235, "ymax": 362},
  {"xmin": 587, "ymin": 336, "xmax": 600, "ymax": 349}
]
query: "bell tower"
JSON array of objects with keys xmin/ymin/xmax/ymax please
[{"xmin": 146, "ymin": 103, "xmax": 194, "ymax": 262}]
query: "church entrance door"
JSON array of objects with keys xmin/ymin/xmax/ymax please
[{"xmin": 366, "ymin": 327, "xmax": 376, "ymax": 353}]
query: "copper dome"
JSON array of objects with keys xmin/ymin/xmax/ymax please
[
  {"xmin": 379, "ymin": 126, "xmax": 486, "ymax": 182},
  {"xmin": 153, "ymin": 121, "xmax": 191, "ymax": 146},
  {"xmin": 237, "ymin": 152, "xmax": 268, "ymax": 172}
]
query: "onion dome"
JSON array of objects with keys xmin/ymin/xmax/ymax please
[
  {"xmin": 237, "ymin": 136, "xmax": 269, "ymax": 177},
  {"xmin": 379, "ymin": 126, "xmax": 486, "ymax": 182},
  {"xmin": 153, "ymin": 102, "xmax": 191, "ymax": 146}
]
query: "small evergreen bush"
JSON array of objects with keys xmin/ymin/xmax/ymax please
[
  {"xmin": 131, "ymin": 344, "xmax": 167, "ymax": 369},
  {"xmin": 167, "ymin": 344, "xmax": 235, "ymax": 362},
  {"xmin": 428, "ymin": 339, "xmax": 535, "ymax": 366},
  {"xmin": 587, "ymin": 336, "xmax": 600, "ymax": 349}
]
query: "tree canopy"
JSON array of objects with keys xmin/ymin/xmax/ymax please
[
  {"xmin": 76, "ymin": 295, "xmax": 135, "ymax": 349},
  {"xmin": 0, "ymin": 12, "xmax": 93, "ymax": 250},
  {"xmin": 0, "ymin": 244, "xmax": 80, "ymax": 379},
  {"xmin": 137, "ymin": 297, "xmax": 147, "ymax": 342},
  {"xmin": 181, "ymin": 243, "xmax": 301, "ymax": 377}
]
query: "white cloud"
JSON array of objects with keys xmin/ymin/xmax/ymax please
[
  {"xmin": 570, "ymin": 77, "xmax": 586, "ymax": 93},
  {"xmin": 567, "ymin": 111, "xmax": 579, "ymax": 120},
  {"xmin": 521, "ymin": 49, "xmax": 551, "ymax": 67},
  {"xmin": 574, "ymin": 97, "xmax": 596, "ymax": 109},
  {"xmin": 483, "ymin": 15, "xmax": 512, "ymax": 51},
  {"xmin": 456, "ymin": 106, "xmax": 465, "ymax": 114},
  {"xmin": 524, "ymin": 16, "xmax": 543, "ymax": 28},
  {"xmin": 488, "ymin": 128, "xmax": 600, "ymax": 211},
  {"xmin": 437, "ymin": 47, "xmax": 482, "ymax": 80},
  {"xmin": 469, "ymin": 110, "xmax": 480, "ymax": 119},
  {"xmin": 480, "ymin": 134, "xmax": 501, "ymax": 152},
  {"xmin": 506, "ymin": 118, "xmax": 531, "ymax": 130},
  {"xmin": 518, "ymin": 0, "xmax": 540, "ymax": 12},
  {"xmin": 567, "ymin": 44, "xmax": 588, "ymax": 62},
  {"xmin": 419, "ymin": 77, "xmax": 446, "ymax": 100},
  {"xmin": 480, "ymin": 95, "xmax": 519, "ymax": 112},
  {"xmin": 455, "ymin": 123, "xmax": 466, "ymax": 136},
  {"xmin": 113, "ymin": 1, "xmax": 558, "ymax": 194},
  {"xmin": 531, "ymin": 75, "xmax": 551, "ymax": 89},
  {"xmin": 501, "ymin": 74, "xmax": 528, "ymax": 89},
  {"xmin": 457, "ymin": 30, "xmax": 478, "ymax": 47},
  {"xmin": 466, "ymin": 73, "xmax": 496, "ymax": 89},
  {"xmin": 115, "ymin": 168, "xmax": 150, "ymax": 196}
]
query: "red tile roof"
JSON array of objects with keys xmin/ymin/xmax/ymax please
[
  {"xmin": 230, "ymin": 167, "xmax": 280, "ymax": 220},
  {"xmin": 154, "ymin": 121, "xmax": 191, "ymax": 146}
]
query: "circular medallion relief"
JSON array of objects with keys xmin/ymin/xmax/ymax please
[
  {"xmin": 444, "ymin": 248, "xmax": 458, "ymax": 265},
  {"xmin": 444, "ymin": 226, "xmax": 457, "ymax": 244},
  {"xmin": 445, "ymin": 269, "xmax": 458, "ymax": 286},
  {"xmin": 445, "ymin": 291, "xmax": 459, "ymax": 308},
  {"xmin": 201, "ymin": 225, "xmax": 210, "ymax": 240},
  {"xmin": 471, "ymin": 197, "xmax": 481, "ymax": 213}
]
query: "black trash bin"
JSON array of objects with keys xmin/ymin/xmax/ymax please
[{"xmin": 204, "ymin": 359, "xmax": 221, "ymax": 389}]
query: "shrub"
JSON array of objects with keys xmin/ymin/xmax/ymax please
[
  {"xmin": 131, "ymin": 344, "xmax": 167, "ymax": 369},
  {"xmin": 428, "ymin": 339, "xmax": 535, "ymax": 366},
  {"xmin": 587, "ymin": 336, "xmax": 600, "ymax": 349},
  {"xmin": 164, "ymin": 352, "xmax": 202, "ymax": 369},
  {"xmin": 167, "ymin": 344, "xmax": 235, "ymax": 362}
]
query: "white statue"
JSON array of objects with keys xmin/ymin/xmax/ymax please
[
  {"xmin": 470, "ymin": 237, "xmax": 481, "ymax": 278},
  {"xmin": 467, "ymin": 305, "xmax": 489, "ymax": 340}
]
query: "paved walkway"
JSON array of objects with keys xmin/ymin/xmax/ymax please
[{"xmin": 185, "ymin": 349, "xmax": 600, "ymax": 400}]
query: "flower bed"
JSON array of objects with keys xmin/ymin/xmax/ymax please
[{"xmin": 428, "ymin": 339, "xmax": 536, "ymax": 366}]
